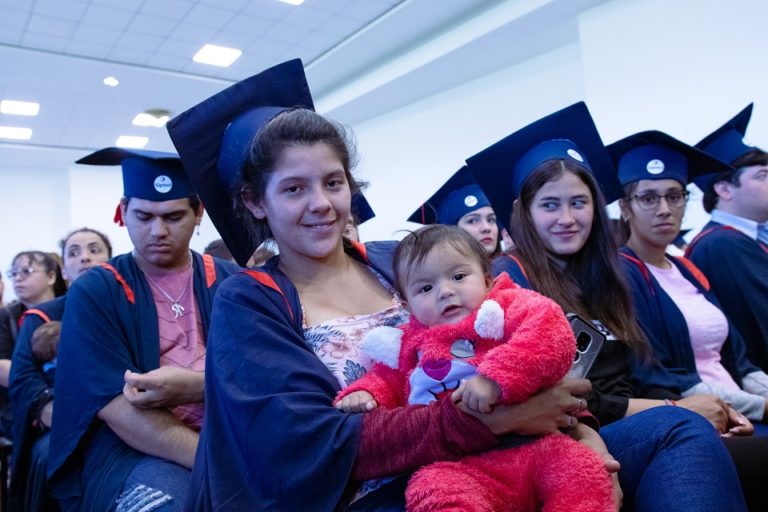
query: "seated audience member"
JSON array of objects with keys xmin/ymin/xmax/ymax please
[
  {"xmin": 9, "ymin": 227, "xmax": 112, "ymax": 511},
  {"xmin": 0, "ymin": 251, "xmax": 66, "ymax": 438},
  {"xmin": 202, "ymin": 238, "xmax": 234, "ymax": 262},
  {"xmin": 608, "ymin": 131, "xmax": 768, "ymax": 430},
  {"xmin": 686, "ymin": 104, "xmax": 768, "ymax": 371},
  {"xmin": 167, "ymin": 59, "xmax": 592, "ymax": 511},
  {"xmin": 46, "ymin": 149, "xmax": 238, "ymax": 511},
  {"xmin": 408, "ymin": 166, "xmax": 501, "ymax": 258},
  {"xmin": 469, "ymin": 101, "xmax": 748, "ymax": 511},
  {"xmin": 343, "ymin": 192, "xmax": 376, "ymax": 243},
  {"xmin": 0, "ymin": 272, "xmax": 5, "ymax": 308}
]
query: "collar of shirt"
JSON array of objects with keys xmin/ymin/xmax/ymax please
[{"xmin": 710, "ymin": 209, "xmax": 763, "ymax": 242}]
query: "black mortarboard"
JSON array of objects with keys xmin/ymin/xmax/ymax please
[
  {"xmin": 76, "ymin": 147, "xmax": 193, "ymax": 201},
  {"xmin": 466, "ymin": 102, "xmax": 621, "ymax": 230},
  {"xmin": 694, "ymin": 104, "xmax": 761, "ymax": 191},
  {"xmin": 406, "ymin": 166, "xmax": 491, "ymax": 225},
  {"xmin": 351, "ymin": 193, "xmax": 375, "ymax": 225},
  {"xmin": 607, "ymin": 130, "xmax": 731, "ymax": 187},
  {"xmin": 166, "ymin": 59, "xmax": 314, "ymax": 266}
]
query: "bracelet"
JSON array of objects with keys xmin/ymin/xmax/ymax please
[{"xmin": 664, "ymin": 399, "xmax": 678, "ymax": 407}]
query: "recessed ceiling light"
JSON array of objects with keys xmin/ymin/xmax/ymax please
[
  {"xmin": 278, "ymin": 0, "xmax": 305, "ymax": 4},
  {"xmin": 0, "ymin": 100, "xmax": 40, "ymax": 116},
  {"xmin": 103, "ymin": 76, "xmax": 119, "ymax": 87},
  {"xmin": 132, "ymin": 109, "xmax": 171, "ymax": 128},
  {"xmin": 193, "ymin": 44, "xmax": 242, "ymax": 67},
  {"xmin": 116, "ymin": 136, "xmax": 149, "ymax": 148},
  {"xmin": 0, "ymin": 126, "xmax": 32, "ymax": 140}
]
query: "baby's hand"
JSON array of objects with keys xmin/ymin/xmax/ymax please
[
  {"xmin": 460, "ymin": 375, "xmax": 501, "ymax": 413},
  {"xmin": 336, "ymin": 391, "xmax": 378, "ymax": 413}
]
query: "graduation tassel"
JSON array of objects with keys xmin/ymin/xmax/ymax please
[{"xmin": 113, "ymin": 203, "xmax": 125, "ymax": 226}]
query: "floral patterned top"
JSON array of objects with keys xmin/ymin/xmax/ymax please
[
  {"xmin": 303, "ymin": 267, "xmax": 409, "ymax": 502},
  {"xmin": 303, "ymin": 268, "xmax": 409, "ymax": 389}
]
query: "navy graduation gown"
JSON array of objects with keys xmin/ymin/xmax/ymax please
[
  {"xmin": 619, "ymin": 247, "xmax": 758, "ymax": 396},
  {"xmin": 686, "ymin": 221, "xmax": 768, "ymax": 371},
  {"xmin": 186, "ymin": 241, "xmax": 397, "ymax": 511},
  {"xmin": 9, "ymin": 295, "xmax": 66, "ymax": 511},
  {"xmin": 47, "ymin": 252, "xmax": 237, "ymax": 511}
]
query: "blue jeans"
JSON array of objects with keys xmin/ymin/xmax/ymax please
[
  {"xmin": 602, "ymin": 407, "xmax": 746, "ymax": 512},
  {"xmin": 116, "ymin": 456, "xmax": 190, "ymax": 512}
]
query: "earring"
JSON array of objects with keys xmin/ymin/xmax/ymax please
[{"xmin": 196, "ymin": 224, "xmax": 201, "ymax": 236}]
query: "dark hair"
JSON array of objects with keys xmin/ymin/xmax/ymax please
[
  {"xmin": 508, "ymin": 159, "xmax": 648, "ymax": 356},
  {"xmin": 59, "ymin": 227, "xmax": 113, "ymax": 260},
  {"xmin": 203, "ymin": 239, "xmax": 234, "ymax": 261},
  {"xmin": 393, "ymin": 224, "xmax": 491, "ymax": 298},
  {"xmin": 237, "ymin": 108, "xmax": 365, "ymax": 247},
  {"xmin": 12, "ymin": 250, "xmax": 67, "ymax": 298},
  {"xmin": 701, "ymin": 149, "xmax": 768, "ymax": 212}
]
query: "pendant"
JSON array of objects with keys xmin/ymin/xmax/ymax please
[{"xmin": 171, "ymin": 302, "xmax": 185, "ymax": 319}]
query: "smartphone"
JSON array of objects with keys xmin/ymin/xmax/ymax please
[{"xmin": 566, "ymin": 313, "xmax": 606, "ymax": 379}]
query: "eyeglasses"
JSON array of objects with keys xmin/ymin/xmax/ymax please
[
  {"xmin": 6, "ymin": 267, "xmax": 40, "ymax": 280},
  {"xmin": 629, "ymin": 190, "xmax": 690, "ymax": 210}
]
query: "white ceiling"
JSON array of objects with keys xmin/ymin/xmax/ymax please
[{"xmin": 0, "ymin": 0, "xmax": 609, "ymax": 170}]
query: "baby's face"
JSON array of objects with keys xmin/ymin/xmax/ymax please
[{"xmin": 402, "ymin": 247, "xmax": 491, "ymax": 327}]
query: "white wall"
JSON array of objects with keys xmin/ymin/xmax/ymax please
[
  {"xmin": 1, "ymin": 166, "xmax": 69, "ymax": 303},
  {"xmin": 355, "ymin": 42, "xmax": 586, "ymax": 241}
]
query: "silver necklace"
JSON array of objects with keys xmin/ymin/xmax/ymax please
[{"xmin": 142, "ymin": 259, "xmax": 194, "ymax": 319}]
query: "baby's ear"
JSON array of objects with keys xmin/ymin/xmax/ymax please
[
  {"xmin": 361, "ymin": 326, "xmax": 403, "ymax": 369},
  {"xmin": 474, "ymin": 300, "xmax": 504, "ymax": 340}
]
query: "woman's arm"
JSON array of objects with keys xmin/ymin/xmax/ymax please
[
  {"xmin": 624, "ymin": 394, "xmax": 740, "ymax": 433},
  {"xmin": 353, "ymin": 378, "xmax": 593, "ymax": 480}
]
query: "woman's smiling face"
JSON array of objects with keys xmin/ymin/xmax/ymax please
[
  {"xmin": 529, "ymin": 170, "xmax": 594, "ymax": 259},
  {"xmin": 247, "ymin": 142, "xmax": 351, "ymax": 264}
]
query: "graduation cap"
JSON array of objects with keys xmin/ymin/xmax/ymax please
[
  {"xmin": 406, "ymin": 166, "xmax": 490, "ymax": 225},
  {"xmin": 351, "ymin": 192, "xmax": 375, "ymax": 225},
  {"xmin": 466, "ymin": 102, "xmax": 621, "ymax": 230},
  {"xmin": 607, "ymin": 130, "xmax": 732, "ymax": 188},
  {"xmin": 672, "ymin": 228, "xmax": 691, "ymax": 249},
  {"xmin": 166, "ymin": 59, "xmax": 314, "ymax": 266},
  {"xmin": 76, "ymin": 147, "xmax": 193, "ymax": 201},
  {"xmin": 694, "ymin": 104, "xmax": 761, "ymax": 191}
]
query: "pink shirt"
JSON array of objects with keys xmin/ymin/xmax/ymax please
[
  {"xmin": 647, "ymin": 260, "xmax": 739, "ymax": 391},
  {"xmin": 145, "ymin": 265, "xmax": 206, "ymax": 430}
]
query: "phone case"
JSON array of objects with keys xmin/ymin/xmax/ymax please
[{"xmin": 566, "ymin": 314, "xmax": 606, "ymax": 379}]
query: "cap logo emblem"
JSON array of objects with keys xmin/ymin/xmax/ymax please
[
  {"xmin": 646, "ymin": 159, "xmax": 665, "ymax": 175},
  {"xmin": 154, "ymin": 175, "xmax": 173, "ymax": 193},
  {"xmin": 567, "ymin": 149, "xmax": 584, "ymax": 162},
  {"xmin": 464, "ymin": 195, "xmax": 478, "ymax": 208}
]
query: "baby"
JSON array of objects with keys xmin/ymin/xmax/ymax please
[
  {"xmin": 30, "ymin": 320, "xmax": 61, "ymax": 386},
  {"xmin": 336, "ymin": 225, "xmax": 613, "ymax": 512}
]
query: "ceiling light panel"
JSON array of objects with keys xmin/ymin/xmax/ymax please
[
  {"xmin": 0, "ymin": 126, "xmax": 32, "ymax": 140},
  {"xmin": 1, "ymin": 100, "xmax": 40, "ymax": 116},
  {"xmin": 192, "ymin": 44, "xmax": 242, "ymax": 67},
  {"xmin": 132, "ymin": 113, "xmax": 169, "ymax": 128},
  {"xmin": 115, "ymin": 135, "xmax": 148, "ymax": 148}
]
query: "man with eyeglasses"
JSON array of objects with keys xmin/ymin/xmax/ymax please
[
  {"xmin": 686, "ymin": 105, "xmax": 768, "ymax": 372},
  {"xmin": 47, "ymin": 148, "xmax": 238, "ymax": 512}
]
